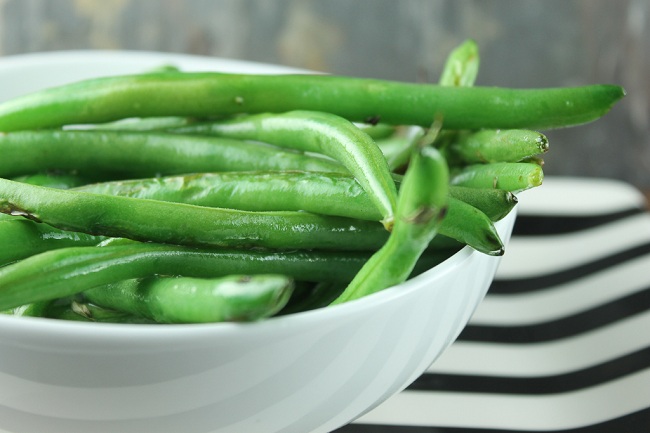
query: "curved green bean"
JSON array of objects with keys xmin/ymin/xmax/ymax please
[
  {"xmin": 170, "ymin": 110, "xmax": 398, "ymax": 229},
  {"xmin": 332, "ymin": 145, "xmax": 449, "ymax": 304},
  {"xmin": 76, "ymin": 171, "xmax": 374, "ymax": 217},
  {"xmin": 0, "ymin": 178, "xmax": 389, "ymax": 251},
  {"xmin": 83, "ymin": 274, "xmax": 294, "ymax": 323},
  {"xmin": 75, "ymin": 171, "xmax": 503, "ymax": 255},
  {"xmin": 443, "ymin": 197, "xmax": 503, "ymax": 256},
  {"xmin": 448, "ymin": 186, "xmax": 517, "ymax": 221},
  {"xmin": 0, "ymin": 71, "xmax": 625, "ymax": 131}
]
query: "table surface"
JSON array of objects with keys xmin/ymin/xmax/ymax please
[{"xmin": 337, "ymin": 176, "xmax": 650, "ymax": 433}]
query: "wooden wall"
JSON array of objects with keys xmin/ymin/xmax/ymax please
[{"xmin": 0, "ymin": 0, "xmax": 648, "ymax": 189}]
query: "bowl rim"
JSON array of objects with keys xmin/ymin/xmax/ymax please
[{"xmin": 0, "ymin": 49, "xmax": 516, "ymax": 339}]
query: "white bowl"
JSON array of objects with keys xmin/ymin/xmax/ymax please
[{"xmin": 0, "ymin": 51, "xmax": 517, "ymax": 433}]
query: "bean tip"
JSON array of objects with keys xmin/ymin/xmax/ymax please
[{"xmin": 381, "ymin": 216, "xmax": 395, "ymax": 232}]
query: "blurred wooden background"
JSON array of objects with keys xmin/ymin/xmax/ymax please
[{"xmin": 0, "ymin": 0, "xmax": 648, "ymax": 190}]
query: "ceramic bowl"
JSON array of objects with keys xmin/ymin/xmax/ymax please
[{"xmin": 0, "ymin": 51, "xmax": 517, "ymax": 433}]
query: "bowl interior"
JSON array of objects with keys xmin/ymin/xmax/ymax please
[{"xmin": 0, "ymin": 50, "xmax": 518, "ymax": 433}]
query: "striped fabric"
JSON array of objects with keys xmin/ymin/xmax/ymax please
[{"xmin": 337, "ymin": 177, "xmax": 650, "ymax": 432}]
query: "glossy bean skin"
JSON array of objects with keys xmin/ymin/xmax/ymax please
[
  {"xmin": 0, "ymin": 178, "xmax": 387, "ymax": 251},
  {"xmin": 0, "ymin": 244, "xmax": 375, "ymax": 311},
  {"xmin": 448, "ymin": 186, "xmax": 517, "ymax": 221},
  {"xmin": 446, "ymin": 129, "xmax": 549, "ymax": 164},
  {"xmin": 171, "ymin": 111, "xmax": 398, "ymax": 229},
  {"xmin": 443, "ymin": 197, "xmax": 503, "ymax": 255},
  {"xmin": 0, "ymin": 72, "xmax": 625, "ymax": 131},
  {"xmin": 450, "ymin": 162, "xmax": 544, "ymax": 192},
  {"xmin": 332, "ymin": 145, "xmax": 449, "ymax": 304},
  {"xmin": 83, "ymin": 274, "xmax": 295, "ymax": 323},
  {"xmin": 0, "ymin": 130, "xmax": 347, "ymax": 179},
  {"xmin": 1, "ymin": 175, "xmax": 507, "ymax": 265},
  {"xmin": 76, "ymin": 171, "xmax": 503, "ymax": 255},
  {"xmin": 0, "ymin": 220, "xmax": 102, "ymax": 266},
  {"xmin": 76, "ymin": 171, "xmax": 376, "ymax": 219},
  {"xmin": 0, "ymin": 172, "xmax": 91, "ymax": 222}
]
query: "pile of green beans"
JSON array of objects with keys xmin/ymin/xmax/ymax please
[{"xmin": 0, "ymin": 40, "xmax": 624, "ymax": 323}]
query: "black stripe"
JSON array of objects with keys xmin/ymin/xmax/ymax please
[
  {"xmin": 458, "ymin": 286, "xmax": 650, "ymax": 343},
  {"xmin": 489, "ymin": 242, "xmax": 650, "ymax": 294},
  {"xmin": 407, "ymin": 347, "xmax": 650, "ymax": 394},
  {"xmin": 335, "ymin": 406, "xmax": 650, "ymax": 432},
  {"xmin": 512, "ymin": 208, "xmax": 644, "ymax": 236}
]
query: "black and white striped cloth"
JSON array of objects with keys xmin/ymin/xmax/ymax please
[{"xmin": 337, "ymin": 177, "xmax": 650, "ymax": 433}]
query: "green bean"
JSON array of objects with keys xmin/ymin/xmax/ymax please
[
  {"xmin": 0, "ymin": 71, "xmax": 625, "ymax": 131},
  {"xmin": 0, "ymin": 172, "xmax": 91, "ymax": 222},
  {"xmin": 0, "ymin": 243, "xmax": 377, "ymax": 311},
  {"xmin": 0, "ymin": 219, "xmax": 102, "ymax": 266},
  {"xmin": 75, "ymin": 171, "xmax": 503, "ymax": 255},
  {"xmin": 0, "ymin": 178, "xmax": 388, "ymax": 251},
  {"xmin": 76, "ymin": 171, "xmax": 375, "ymax": 218},
  {"xmin": 447, "ymin": 129, "xmax": 549, "ymax": 163},
  {"xmin": 439, "ymin": 39, "xmax": 480, "ymax": 87},
  {"xmin": 448, "ymin": 186, "xmax": 518, "ymax": 221},
  {"xmin": 443, "ymin": 197, "xmax": 503, "ymax": 256},
  {"xmin": 332, "ymin": 145, "xmax": 449, "ymax": 304},
  {"xmin": 83, "ymin": 274, "xmax": 294, "ymax": 323},
  {"xmin": 451, "ymin": 162, "xmax": 544, "ymax": 192},
  {"xmin": 0, "ymin": 130, "xmax": 347, "ymax": 179},
  {"xmin": 169, "ymin": 111, "xmax": 398, "ymax": 229}
]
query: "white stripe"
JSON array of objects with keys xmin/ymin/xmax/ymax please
[
  {"xmin": 428, "ymin": 310, "xmax": 650, "ymax": 377},
  {"xmin": 354, "ymin": 367, "xmax": 650, "ymax": 430},
  {"xmin": 472, "ymin": 253, "xmax": 650, "ymax": 325},
  {"xmin": 496, "ymin": 213, "xmax": 650, "ymax": 279},
  {"xmin": 516, "ymin": 177, "xmax": 647, "ymax": 216}
]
